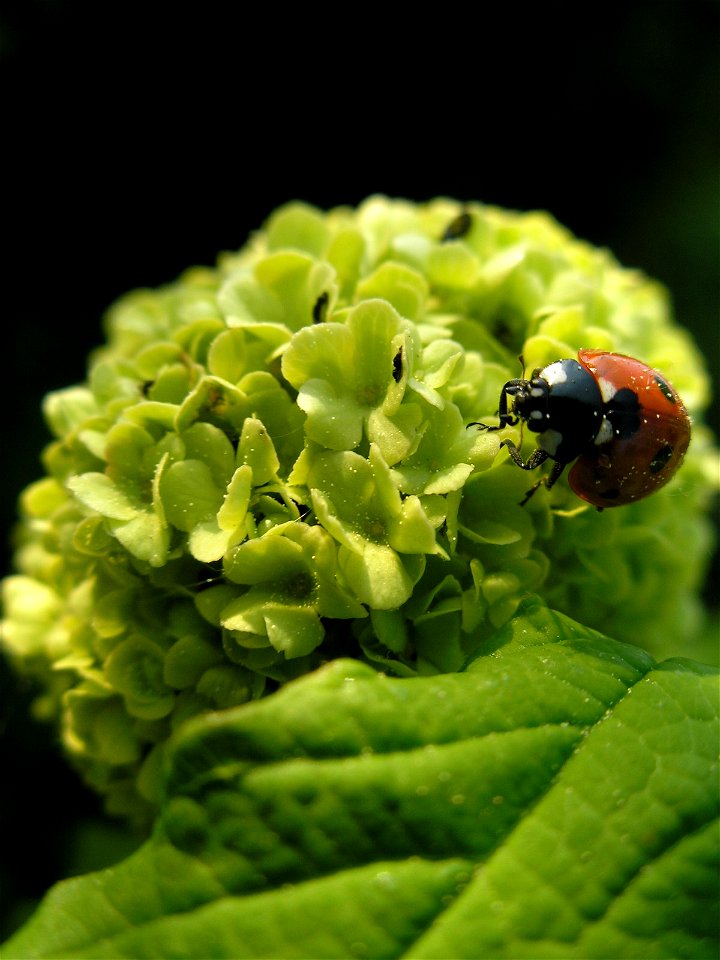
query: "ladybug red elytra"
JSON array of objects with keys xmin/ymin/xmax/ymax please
[{"xmin": 472, "ymin": 349, "xmax": 691, "ymax": 508}]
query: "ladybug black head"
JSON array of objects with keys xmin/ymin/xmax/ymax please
[{"xmin": 505, "ymin": 376, "xmax": 550, "ymax": 434}]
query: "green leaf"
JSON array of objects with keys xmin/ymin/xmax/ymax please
[
  {"xmin": 294, "ymin": 377, "xmax": 365, "ymax": 449},
  {"xmin": 237, "ymin": 417, "xmax": 280, "ymax": 484},
  {"xmin": 188, "ymin": 517, "xmax": 235, "ymax": 562},
  {"xmin": 265, "ymin": 201, "xmax": 331, "ymax": 257},
  {"xmin": 181, "ymin": 422, "xmax": 236, "ymax": 487},
  {"xmin": 338, "ymin": 540, "xmax": 419, "ymax": 609},
  {"xmin": 206, "ymin": 327, "xmax": 250, "ymax": 382},
  {"xmin": 427, "ymin": 240, "xmax": 482, "ymax": 289},
  {"xmin": 354, "ymin": 260, "xmax": 429, "ymax": 320},
  {"xmin": 217, "ymin": 465, "xmax": 252, "ymax": 532},
  {"xmin": 43, "ymin": 386, "xmax": 100, "ymax": 437},
  {"xmin": 68, "ymin": 472, "xmax": 139, "ymax": 521},
  {"xmin": 109, "ymin": 511, "xmax": 170, "ymax": 567},
  {"xmin": 159, "ymin": 459, "xmax": 224, "ymax": 532},
  {"xmin": 219, "ymin": 251, "xmax": 335, "ymax": 344},
  {"xmin": 263, "ymin": 604, "xmax": 324, "ymax": 658},
  {"xmin": 104, "ymin": 636, "xmax": 175, "ymax": 720},
  {"xmin": 6, "ymin": 602, "xmax": 717, "ymax": 959}
]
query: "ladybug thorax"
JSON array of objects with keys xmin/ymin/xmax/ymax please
[
  {"xmin": 511, "ymin": 359, "xmax": 605, "ymax": 463},
  {"xmin": 509, "ymin": 375, "xmax": 551, "ymax": 426}
]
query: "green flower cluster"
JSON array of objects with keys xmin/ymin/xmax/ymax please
[{"xmin": 2, "ymin": 197, "xmax": 717, "ymax": 820}]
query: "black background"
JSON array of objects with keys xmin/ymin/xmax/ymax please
[{"xmin": 1, "ymin": 0, "xmax": 718, "ymax": 938}]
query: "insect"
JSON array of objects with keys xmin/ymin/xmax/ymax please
[
  {"xmin": 471, "ymin": 349, "xmax": 691, "ymax": 508},
  {"xmin": 441, "ymin": 210, "xmax": 473, "ymax": 242},
  {"xmin": 392, "ymin": 346, "xmax": 403, "ymax": 383},
  {"xmin": 312, "ymin": 291, "xmax": 329, "ymax": 323}
]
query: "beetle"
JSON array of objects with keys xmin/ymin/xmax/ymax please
[{"xmin": 471, "ymin": 349, "xmax": 691, "ymax": 507}]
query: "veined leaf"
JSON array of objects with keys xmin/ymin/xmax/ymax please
[{"xmin": 4, "ymin": 601, "xmax": 717, "ymax": 959}]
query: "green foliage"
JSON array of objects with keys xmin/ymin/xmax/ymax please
[
  {"xmin": 1, "ymin": 196, "xmax": 717, "ymax": 825},
  {"xmin": 4, "ymin": 603, "xmax": 717, "ymax": 959}
]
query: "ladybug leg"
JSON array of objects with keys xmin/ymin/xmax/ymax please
[
  {"xmin": 518, "ymin": 459, "xmax": 567, "ymax": 506},
  {"xmin": 470, "ymin": 418, "xmax": 518, "ymax": 432},
  {"xmin": 499, "ymin": 438, "xmax": 549, "ymax": 471},
  {"xmin": 519, "ymin": 479, "xmax": 546, "ymax": 506},
  {"xmin": 468, "ymin": 382, "xmax": 521, "ymax": 431},
  {"xmin": 500, "ymin": 440, "xmax": 567, "ymax": 506},
  {"xmin": 543, "ymin": 459, "xmax": 566, "ymax": 491}
]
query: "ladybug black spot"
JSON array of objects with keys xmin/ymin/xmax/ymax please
[
  {"xmin": 606, "ymin": 387, "xmax": 641, "ymax": 438},
  {"xmin": 392, "ymin": 346, "xmax": 403, "ymax": 383},
  {"xmin": 649, "ymin": 443, "xmax": 674, "ymax": 474},
  {"xmin": 654, "ymin": 374, "xmax": 676, "ymax": 404},
  {"xmin": 599, "ymin": 488, "xmax": 621, "ymax": 500}
]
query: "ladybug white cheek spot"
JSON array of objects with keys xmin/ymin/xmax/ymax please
[
  {"xmin": 593, "ymin": 416, "xmax": 614, "ymax": 446},
  {"xmin": 529, "ymin": 410, "xmax": 544, "ymax": 421},
  {"xmin": 538, "ymin": 429, "xmax": 563, "ymax": 456},
  {"xmin": 542, "ymin": 362, "xmax": 569, "ymax": 386},
  {"xmin": 597, "ymin": 376, "xmax": 617, "ymax": 403},
  {"xmin": 530, "ymin": 387, "xmax": 544, "ymax": 398}
]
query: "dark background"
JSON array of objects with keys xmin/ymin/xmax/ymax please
[{"xmin": 1, "ymin": 0, "xmax": 718, "ymax": 939}]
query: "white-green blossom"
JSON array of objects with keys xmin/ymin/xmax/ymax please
[{"xmin": 2, "ymin": 196, "xmax": 717, "ymax": 821}]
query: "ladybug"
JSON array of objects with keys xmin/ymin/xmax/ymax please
[{"xmin": 472, "ymin": 349, "xmax": 691, "ymax": 508}]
